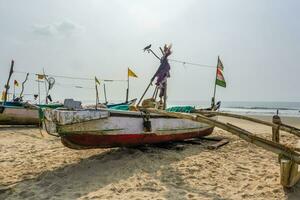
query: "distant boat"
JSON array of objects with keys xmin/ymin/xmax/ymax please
[
  {"xmin": 107, "ymin": 98, "xmax": 137, "ymax": 110},
  {"xmin": 0, "ymin": 102, "xmax": 62, "ymax": 125}
]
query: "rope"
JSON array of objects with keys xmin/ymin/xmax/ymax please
[
  {"xmin": 169, "ymin": 59, "xmax": 216, "ymax": 69},
  {"xmin": 14, "ymin": 70, "xmax": 127, "ymax": 82}
]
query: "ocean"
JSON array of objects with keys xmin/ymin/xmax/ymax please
[{"xmin": 168, "ymin": 101, "xmax": 300, "ymax": 117}]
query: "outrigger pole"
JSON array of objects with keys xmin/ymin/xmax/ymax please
[
  {"xmin": 145, "ymin": 108, "xmax": 300, "ymax": 187},
  {"xmin": 3, "ymin": 60, "xmax": 14, "ymax": 104}
]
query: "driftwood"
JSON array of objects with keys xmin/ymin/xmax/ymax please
[
  {"xmin": 145, "ymin": 108, "xmax": 300, "ymax": 164},
  {"xmin": 196, "ymin": 110, "xmax": 300, "ymax": 138}
]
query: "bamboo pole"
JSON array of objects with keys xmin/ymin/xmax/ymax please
[
  {"xmin": 144, "ymin": 108, "xmax": 300, "ymax": 164},
  {"xmin": 196, "ymin": 110, "xmax": 300, "ymax": 138}
]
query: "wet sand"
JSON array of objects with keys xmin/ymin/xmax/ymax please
[{"xmin": 1, "ymin": 115, "xmax": 300, "ymax": 199}]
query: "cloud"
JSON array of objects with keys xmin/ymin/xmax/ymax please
[{"xmin": 32, "ymin": 20, "xmax": 84, "ymax": 37}]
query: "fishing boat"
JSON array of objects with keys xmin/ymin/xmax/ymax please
[
  {"xmin": 44, "ymin": 108, "xmax": 214, "ymax": 149},
  {"xmin": 43, "ymin": 44, "xmax": 215, "ymax": 149},
  {"xmin": 0, "ymin": 102, "xmax": 62, "ymax": 125},
  {"xmin": 0, "ymin": 60, "xmax": 63, "ymax": 125}
]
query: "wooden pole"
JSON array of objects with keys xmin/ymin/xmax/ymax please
[
  {"xmin": 163, "ymin": 80, "xmax": 167, "ymax": 110},
  {"xmin": 126, "ymin": 72, "xmax": 129, "ymax": 103},
  {"xmin": 196, "ymin": 110, "xmax": 300, "ymax": 138},
  {"xmin": 137, "ymin": 81, "xmax": 152, "ymax": 106},
  {"xmin": 13, "ymin": 82, "xmax": 15, "ymax": 100},
  {"xmin": 144, "ymin": 108, "xmax": 300, "ymax": 164},
  {"xmin": 272, "ymin": 115, "xmax": 281, "ymax": 143},
  {"xmin": 280, "ymin": 158, "xmax": 300, "ymax": 188},
  {"xmin": 3, "ymin": 60, "xmax": 14, "ymax": 104},
  {"xmin": 37, "ymin": 80, "xmax": 41, "ymax": 104},
  {"xmin": 103, "ymin": 83, "xmax": 108, "ymax": 104},
  {"xmin": 43, "ymin": 69, "xmax": 48, "ymax": 104},
  {"xmin": 211, "ymin": 56, "xmax": 218, "ymax": 108},
  {"xmin": 95, "ymin": 82, "xmax": 99, "ymax": 109},
  {"xmin": 19, "ymin": 73, "xmax": 29, "ymax": 99}
]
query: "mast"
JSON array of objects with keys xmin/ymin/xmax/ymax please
[
  {"xmin": 3, "ymin": 60, "xmax": 14, "ymax": 104},
  {"xmin": 126, "ymin": 70, "xmax": 129, "ymax": 103}
]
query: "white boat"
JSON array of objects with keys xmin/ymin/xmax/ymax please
[{"xmin": 44, "ymin": 108, "xmax": 214, "ymax": 149}]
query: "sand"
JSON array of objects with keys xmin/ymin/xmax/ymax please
[{"xmin": 1, "ymin": 115, "xmax": 300, "ymax": 200}]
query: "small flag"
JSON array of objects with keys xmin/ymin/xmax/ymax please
[
  {"xmin": 128, "ymin": 68, "xmax": 138, "ymax": 78},
  {"xmin": 37, "ymin": 74, "xmax": 45, "ymax": 80},
  {"xmin": 1, "ymin": 91, "xmax": 5, "ymax": 101},
  {"xmin": 95, "ymin": 76, "xmax": 100, "ymax": 85},
  {"xmin": 14, "ymin": 80, "xmax": 19, "ymax": 87},
  {"xmin": 215, "ymin": 57, "xmax": 226, "ymax": 88}
]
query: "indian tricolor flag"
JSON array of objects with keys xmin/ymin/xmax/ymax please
[{"xmin": 215, "ymin": 57, "xmax": 226, "ymax": 88}]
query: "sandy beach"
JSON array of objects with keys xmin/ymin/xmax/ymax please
[{"xmin": 1, "ymin": 115, "xmax": 300, "ymax": 200}]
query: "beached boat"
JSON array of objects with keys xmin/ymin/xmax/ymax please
[
  {"xmin": 0, "ymin": 103, "xmax": 62, "ymax": 125},
  {"xmin": 43, "ymin": 44, "xmax": 215, "ymax": 149},
  {"xmin": 43, "ymin": 108, "xmax": 214, "ymax": 149}
]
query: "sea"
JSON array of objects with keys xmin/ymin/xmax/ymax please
[{"xmin": 168, "ymin": 101, "xmax": 300, "ymax": 117}]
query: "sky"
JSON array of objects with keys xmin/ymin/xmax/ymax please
[{"xmin": 0, "ymin": 0, "xmax": 300, "ymax": 104}]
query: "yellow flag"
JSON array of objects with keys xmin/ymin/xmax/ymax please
[
  {"xmin": 95, "ymin": 76, "xmax": 100, "ymax": 85},
  {"xmin": 14, "ymin": 80, "xmax": 19, "ymax": 87},
  {"xmin": 128, "ymin": 68, "xmax": 138, "ymax": 78}
]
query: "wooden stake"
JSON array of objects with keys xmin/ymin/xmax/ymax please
[
  {"xmin": 272, "ymin": 115, "xmax": 281, "ymax": 143},
  {"xmin": 280, "ymin": 158, "xmax": 300, "ymax": 188}
]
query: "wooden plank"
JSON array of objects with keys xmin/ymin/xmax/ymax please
[{"xmin": 207, "ymin": 138, "xmax": 229, "ymax": 150}]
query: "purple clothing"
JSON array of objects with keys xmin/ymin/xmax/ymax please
[{"xmin": 154, "ymin": 56, "xmax": 171, "ymax": 86}]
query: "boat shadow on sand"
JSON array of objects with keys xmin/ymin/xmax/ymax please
[
  {"xmin": 1, "ymin": 140, "xmax": 300, "ymax": 200},
  {"xmin": 1, "ymin": 141, "xmax": 226, "ymax": 200}
]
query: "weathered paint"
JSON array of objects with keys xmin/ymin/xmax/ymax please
[
  {"xmin": 44, "ymin": 109, "xmax": 215, "ymax": 149},
  {"xmin": 61, "ymin": 127, "xmax": 214, "ymax": 149},
  {"xmin": 0, "ymin": 107, "xmax": 39, "ymax": 125}
]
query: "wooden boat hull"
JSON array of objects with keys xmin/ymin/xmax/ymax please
[
  {"xmin": 44, "ymin": 109, "xmax": 215, "ymax": 149},
  {"xmin": 60, "ymin": 127, "xmax": 214, "ymax": 149},
  {"xmin": 0, "ymin": 106, "xmax": 39, "ymax": 125},
  {"xmin": 0, "ymin": 103, "xmax": 63, "ymax": 125}
]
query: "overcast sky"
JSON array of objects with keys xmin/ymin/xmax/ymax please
[{"xmin": 1, "ymin": 0, "xmax": 299, "ymax": 104}]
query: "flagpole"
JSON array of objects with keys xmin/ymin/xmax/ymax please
[
  {"xmin": 43, "ymin": 68, "xmax": 48, "ymax": 104},
  {"xmin": 37, "ymin": 79, "xmax": 41, "ymax": 105},
  {"xmin": 13, "ymin": 82, "xmax": 15, "ymax": 100},
  {"xmin": 3, "ymin": 60, "xmax": 14, "ymax": 105},
  {"xmin": 95, "ymin": 79, "xmax": 99, "ymax": 109},
  {"xmin": 103, "ymin": 83, "xmax": 108, "ymax": 104},
  {"xmin": 211, "ymin": 56, "xmax": 219, "ymax": 108},
  {"xmin": 126, "ymin": 69, "xmax": 129, "ymax": 103}
]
